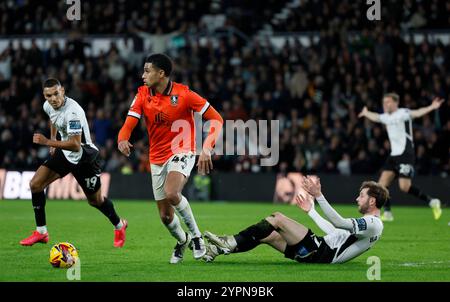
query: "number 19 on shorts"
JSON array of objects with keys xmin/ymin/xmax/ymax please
[{"xmin": 85, "ymin": 177, "xmax": 98, "ymax": 190}]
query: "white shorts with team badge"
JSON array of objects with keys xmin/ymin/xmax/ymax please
[{"xmin": 150, "ymin": 152, "xmax": 196, "ymax": 201}]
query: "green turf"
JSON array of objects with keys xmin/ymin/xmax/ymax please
[{"xmin": 0, "ymin": 199, "xmax": 449, "ymax": 282}]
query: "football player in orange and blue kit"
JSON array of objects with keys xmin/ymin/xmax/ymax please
[{"xmin": 118, "ymin": 53, "xmax": 223, "ymax": 263}]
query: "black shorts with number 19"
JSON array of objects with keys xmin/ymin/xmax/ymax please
[{"xmin": 43, "ymin": 145, "xmax": 102, "ymax": 194}]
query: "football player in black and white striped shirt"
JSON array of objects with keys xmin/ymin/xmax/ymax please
[
  {"xmin": 358, "ymin": 93, "xmax": 444, "ymax": 221},
  {"xmin": 202, "ymin": 176, "xmax": 387, "ymax": 264}
]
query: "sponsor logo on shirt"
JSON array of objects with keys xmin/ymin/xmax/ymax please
[
  {"xmin": 154, "ymin": 112, "xmax": 170, "ymax": 126},
  {"xmin": 356, "ymin": 218, "xmax": 367, "ymax": 231},
  {"xmin": 69, "ymin": 120, "xmax": 82, "ymax": 130}
]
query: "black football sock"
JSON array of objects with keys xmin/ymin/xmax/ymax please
[
  {"xmin": 32, "ymin": 191, "xmax": 47, "ymax": 227},
  {"xmin": 408, "ymin": 185, "xmax": 432, "ymax": 203},
  {"xmin": 233, "ymin": 219, "xmax": 275, "ymax": 253},
  {"xmin": 94, "ymin": 197, "xmax": 121, "ymax": 226},
  {"xmin": 384, "ymin": 197, "xmax": 391, "ymax": 211}
]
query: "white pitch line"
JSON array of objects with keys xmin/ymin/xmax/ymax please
[{"xmin": 398, "ymin": 261, "xmax": 450, "ymax": 267}]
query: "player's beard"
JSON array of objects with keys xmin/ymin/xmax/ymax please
[{"xmin": 358, "ymin": 200, "xmax": 370, "ymax": 214}]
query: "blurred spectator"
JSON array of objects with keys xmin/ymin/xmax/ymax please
[
  {"xmin": 337, "ymin": 153, "xmax": 352, "ymax": 176},
  {"xmin": 92, "ymin": 109, "xmax": 112, "ymax": 147}
]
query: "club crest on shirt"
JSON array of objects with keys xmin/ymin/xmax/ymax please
[{"xmin": 170, "ymin": 95, "xmax": 179, "ymax": 106}]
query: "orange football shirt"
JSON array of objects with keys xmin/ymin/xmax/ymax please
[{"xmin": 127, "ymin": 81, "xmax": 210, "ymax": 164}]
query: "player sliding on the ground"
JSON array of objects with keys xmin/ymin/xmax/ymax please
[
  {"xmin": 117, "ymin": 53, "xmax": 223, "ymax": 263},
  {"xmin": 358, "ymin": 93, "xmax": 443, "ymax": 221},
  {"xmin": 203, "ymin": 176, "xmax": 387, "ymax": 264},
  {"xmin": 20, "ymin": 78, "xmax": 127, "ymax": 247}
]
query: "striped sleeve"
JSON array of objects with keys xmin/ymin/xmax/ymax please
[
  {"xmin": 128, "ymin": 92, "xmax": 143, "ymax": 119},
  {"xmin": 186, "ymin": 88, "xmax": 209, "ymax": 114}
]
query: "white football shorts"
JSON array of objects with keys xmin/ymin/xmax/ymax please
[{"xmin": 150, "ymin": 152, "xmax": 196, "ymax": 200}]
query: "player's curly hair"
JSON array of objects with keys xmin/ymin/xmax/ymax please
[
  {"xmin": 360, "ymin": 181, "xmax": 389, "ymax": 209},
  {"xmin": 145, "ymin": 53, "xmax": 172, "ymax": 77}
]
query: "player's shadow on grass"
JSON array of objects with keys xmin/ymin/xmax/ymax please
[{"xmin": 203, "ymin": 260, "xmax": 367, "ymax": 269}]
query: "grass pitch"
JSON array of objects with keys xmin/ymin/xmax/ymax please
[{"xmin": 0, "ymin": 199, "xmax": 449, "ymax": 282}]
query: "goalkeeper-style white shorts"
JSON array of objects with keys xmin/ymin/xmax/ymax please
[{"xmin": 150, "ymin": 152, "xmax": 196, "ymax": 201}]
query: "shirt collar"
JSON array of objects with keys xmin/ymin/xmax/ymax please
[{"xmin": 150, "ymin": 80, "xmax": 173, "ymax": 96}]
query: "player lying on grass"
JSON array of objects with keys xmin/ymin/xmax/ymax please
[
  {"xmin": 203, "ymin": 176, "xmax": 388, "ymax": 264},
  {"xmin": 20, "ymin": 78, "xmax": 127, "ymax": 248}
]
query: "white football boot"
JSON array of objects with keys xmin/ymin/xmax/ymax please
[
  {"xmin": 203, "ymin": 231, "xmax": 237, "ymax": 254},
  {"xmin": 191, "ymin": 236, "xmax": 207, "ymax": 260}
]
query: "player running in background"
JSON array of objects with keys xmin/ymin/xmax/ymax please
[
  {"xmin": 117, "ymin": 53, "xmax": 223, "ymax": 263},
  {"xmin": 20, "ymin": 78, "xmax": 127, "ymax": 247},
  {"xmin": 202, "ymin": 176, "xmax": 387, "ymax": 264},
  {"xmin": 358, "ymin": 93, "xmax": 444, "ymax": 221}
]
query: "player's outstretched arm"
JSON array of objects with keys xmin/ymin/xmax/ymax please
[
  {"xmin": 410, "ymin": 97, "xmax": 444, "ymax": 119},
  {"xmin": 295, "ymin": 189, "xmax": 336, "ymax": 234},
  {"xmin": 358, "ymin": 106, "xmax": 380, "ymax": 122},
  {"xmin": 302, "ymin": 176, "xmax": 354, "ymax": 231},
  {"xmin": 117, "ymin": 116, "xmax": 138, "ymax": 157},
  {"xmin": 33, "ymin": 133, "xmax": 81, "ymax": 152}
]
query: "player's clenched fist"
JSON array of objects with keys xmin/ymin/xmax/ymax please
[
  {"xmin": 430, "ymin": 97, "xmax": 444, "ymax": 110},
  {"xmin": 358, "ymin": 106, "xmax": 368, "ymax": 118},
  {"xmin": 118, "ymin": 140, "xmax": 133, "ymax": 157},
  {"xmin": 33, "ymin": 133, "xmax": 49, "ymax": 145}
]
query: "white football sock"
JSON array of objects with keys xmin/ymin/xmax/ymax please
[
  {"xmin": 165, "ymin": 214, "xmax": 187, "ymax": 244},
  {"xmin": 175, "ymin": 196, "xmax": 202, "ymax": 238},
  {"xmin": 115, "ymin": 220, "xmax": 123, "ymax": 230},
  {"xmin": 36, "ymin": 226, "xmax": 47, "ymax": 234}
]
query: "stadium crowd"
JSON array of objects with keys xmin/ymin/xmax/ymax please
[
  {"xmin": 0, "ymin": 1, "xmax": 449, "ymax": 176},
  {"xmin": 1, "ymin": 0, "xmax": 449, "ymax": 36},
  {"xmin": 0, "ymin": 0, "xmax": 282, "ymax": 36},
  {"xmin": 271, "ymin": 0, "xmax": 450, "ymax": 32}
]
